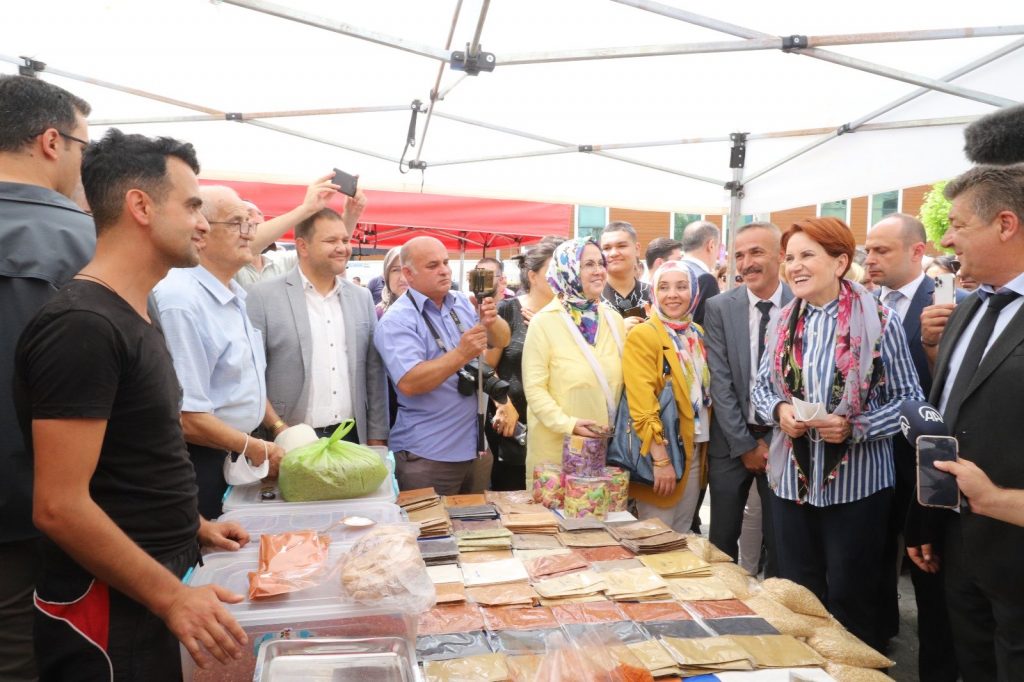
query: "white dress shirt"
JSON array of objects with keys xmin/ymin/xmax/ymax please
[
  {"xmin": 939, "ymin": 272, "xmax": 1024, "ymax": 413},
  {"xmin": 300, "ymin": 270, "xmax": 354, "ymax": 428},
  {"xmin": 879, "ymin": 272, "xmax": 924, "ymax": 323},
  {"xmin": 746, "ymin": 283, "xmax": 784, "ymax": 423}
]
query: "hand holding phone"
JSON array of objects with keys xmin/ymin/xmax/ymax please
[
  {"xmin": 331, "ymin": 168, "xmax": 359, "ymax": 197},
  {"xmin": 933, "ymin": 274, "xmax": 956, "ymax": 306},
  {"xmin": 917, "ymin": 435, "xmax": 960, "ymax": 509}
]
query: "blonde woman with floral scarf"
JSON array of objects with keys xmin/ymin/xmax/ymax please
[
  {"xmin": 751, "ymin": 217, "xmax": 923, "ymax": 651},
  {"xmin": 521, "ymin": 238, "xmax": 625, "ymax": 486},
  {"xmin": 622, "ymin": 261, "xmax": 711, "ymax": 532}
]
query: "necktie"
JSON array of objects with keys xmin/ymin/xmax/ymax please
[
  {"xmin": 885, "ymin": 289, "xmax": 903, "ymax": 312},
  {"xmin": 946, "ymin": 291, "xmax": 1021, "ymax": 415},
  {"xmin": 756, "ymin": 300, "xmax": 774, "ymax": 363}
]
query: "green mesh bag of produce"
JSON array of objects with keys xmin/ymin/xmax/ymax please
[{"xmin": 279, "ymin": 420, "xmax": 388, "ymax": 502}]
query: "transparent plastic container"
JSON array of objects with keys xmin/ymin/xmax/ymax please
[
  {"xmin": 181, "ymin": 538, "xmax": 418, "ymax": 681},
  {"xmin": 253, "ymin": 636, "xmax": 415, "ymax": 681},
  {"xmin": 215, "ymin": 500, "xmax": 405, "ymax": 549},
  {"xmin": 222, "ymin": 447, "xmax": 397, "ymax": 511}
]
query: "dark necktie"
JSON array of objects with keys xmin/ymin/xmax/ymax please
[
  {"xmin": 756, "ymin": 300, "xmax": 774, "ymax": 363},
  {"xmin": 946, "ymin": 291, "xmax": 1021, "ymax": 410}
]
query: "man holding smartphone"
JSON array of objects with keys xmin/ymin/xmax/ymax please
[
  {"xmin": 599, "ymin": 221, "xmax": 650, "ymax": 331},
  {"xmin": 906, "ymin": 165, "xmax": 1024, "ymax": 681},
  {"xmin": 864, "ymin": 214, "xmax": 959, "ymax": 679}
]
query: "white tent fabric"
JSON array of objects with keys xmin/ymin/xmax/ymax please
[{"xmin": 3, "ymin": 0, "xmax": 1022, "ymax": 215}]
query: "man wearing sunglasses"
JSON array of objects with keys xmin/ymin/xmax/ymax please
[{"xmin": 0, "ymin": 74, "xmax": 94, "ymax": 682}]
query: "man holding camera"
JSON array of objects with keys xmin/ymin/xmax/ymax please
[{"xmin": 375, "ymin": 236, "xmax": 510, "ymax": 493}]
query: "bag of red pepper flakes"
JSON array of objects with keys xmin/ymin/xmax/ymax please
[
  {"xmin": 516, "ymin": 628, "xmax": 654, "ymax": 682},
  {"xmin": 248, "ymin": 531, "xmax": 331, "ymax": 599}
]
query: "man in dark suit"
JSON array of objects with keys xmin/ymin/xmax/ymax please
[
  {"xmin": 679, "ymin": 220, "xmax": 721, "ymax": 326},
  {"xmin": 865, "ymin": 213, "xmax": 959, "ymax": 677},
  {"xmin": 906, "ymin": 165, "xmax": 1024, "ymax": 682},
  {"xmin": 705, "ymin": 222, "xmax": 791, "ymax": 575}
]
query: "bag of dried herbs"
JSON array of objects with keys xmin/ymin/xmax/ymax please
[{"xmin": 279, "ymin": 420, "xmax": 388, "ymax": 501}]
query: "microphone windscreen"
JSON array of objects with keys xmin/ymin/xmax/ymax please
[
  {"xmin": 963, "ymin": 103, "xmax": 1024, "ymax": 165},
  {"xmin": 898, "ymin": 400, "xmax": 948, "ymax": 445}
]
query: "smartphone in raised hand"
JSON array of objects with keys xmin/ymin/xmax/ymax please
[{"xmin": 917, "ymin": 435, "xmax": 959, "ymax": 509}]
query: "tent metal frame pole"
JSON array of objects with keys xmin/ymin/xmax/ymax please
[
  {"xmin": 501, "ymin": 25, "xmax": 1024, "ymax": 65},
  {"xmin": 245, "ymin": 120, "xmax": 403, "ymax": 163},
  {"xmin": 724, "ymin": 133, "xmax": 746, "ymax": 285},
  {"xmin": 743, "ymin": 37, "xmax": 1024, "ymax": 185},
  {"xmin": 219, "ymin": 0, "xmax": 449, "ymax": 61},
  {"xmin": 431, "ymin": 111, "xmax": 727, "ymax": 185},
  {"xmin": 89, "ymin": 105, "xmax": 410, "ymax": 126},
  {"xmin": 469, "ymin": 0, "xmax": 491, "ymax": 55},
  {"xmin": 612, "ymin": 0, "xmax": 1015, "ymax": 107},
  {"xmin": 414, "ymin": 0, "xmax": 464, "ymax": 166}
]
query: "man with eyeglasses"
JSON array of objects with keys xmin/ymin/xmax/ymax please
[
  {"xmin": 153, "ymin": 185, "xmax": 314, "ymax": 518},
  {"xmin": 0, "ymin": 74, "xmax": 94, "ymax": 682}
]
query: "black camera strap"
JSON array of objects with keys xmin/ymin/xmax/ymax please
[{"xmin": 408, "ymin": 291, "xmax": 465, "ymax": 353}]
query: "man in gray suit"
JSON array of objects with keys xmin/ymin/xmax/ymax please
[
  {"xmin": 704, "ymin": 221, "xmax": 791, "ymax": 576},
  {"xmin": 248, "ymin": 208, "xmax": 388, "ymax": 446}
]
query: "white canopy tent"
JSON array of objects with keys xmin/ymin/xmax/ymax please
[{"xmin": 3, "ymin": 0, "xmax": 1022, "ymax": 231}]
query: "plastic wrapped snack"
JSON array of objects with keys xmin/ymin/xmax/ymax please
[
  {"xmin": 563, "ymin": 475, "xmax": 610, "ymax": 519},
  {"xmin": 760, "ymin": 577, "xmax": 831, "ymax": 618},
  {"xmin": 339, "ymin": 524, "xmax": 435, "ymax": 613},
  {"xmin": 278, "ymin": 420, "xmax": 388, "ymax": 501},
  {"xmin": 562, "ymin": 435, "xmax": 607, "ymax": 477},
  {"xmin": 247, "ymin": 531, "xmax": 331, "ymax": 600},
  {"xmin": 532, "ymin": 464, "xmax": 565, "ymax": 509},
  {"xmin": 602, "ymin": 466, "xmax": 630, "ymax": 512}
]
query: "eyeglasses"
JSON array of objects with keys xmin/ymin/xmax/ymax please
[
  {"xmin": 208, "ymin": 220, "xmax": 257, "ymax": 236},
  {"xmin": 58, "ymin": 130, "xmax": 90, "ymax": 149}
]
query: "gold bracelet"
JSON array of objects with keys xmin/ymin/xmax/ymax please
[
  {"xmin": 270, "ymin": 419, "xmax": 286, "ymax": 434},
  {"xmin": 652, "ymin": 458, "xmax": 671, "ymax": 468}
]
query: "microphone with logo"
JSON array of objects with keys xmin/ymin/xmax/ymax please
[{"xmin": 899, "ymin": 401, "xmax": 961, "ymax": 510}]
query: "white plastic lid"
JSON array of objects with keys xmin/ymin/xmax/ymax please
[{"xmin": 216, "ymin": 501, "xmax": 404, "ymax": 547}]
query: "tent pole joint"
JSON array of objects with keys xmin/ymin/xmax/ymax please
[
  {"xmin": 579, "ymin": 144, "xmax": 594, "ymax": 153},
  {"xmin": 225, "ymin": 112, "xmax": 244, "ymax": 122},
  {"xmin": 837, "ymin": 123, "xmax": 853, "ymax": 135},
  {"xmin": 781, "ymin": 35, "xmax": 808, "ymax": 52},
  {"xmin": 450, "ymin": 44, "xmax": 496, "ymax": 75},
  {"xmin": 18, "ymin": 56, "xmax": 45, "ymax": 77},
  {"xmin": 729, "ymin": 132, "xmax": 748, "ymax": 169}
]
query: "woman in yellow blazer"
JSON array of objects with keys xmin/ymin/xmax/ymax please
[
  {"xmin": 522, "ymin": 238, "xmax": 625, "ymax": 487},
  {"xmin": 622, "ymin": 261, "xmax": 711, "ymax": 532}
]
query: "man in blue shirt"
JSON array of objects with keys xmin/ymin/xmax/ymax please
[
  {"xmin": 375, "ymin": 236, "xmax": 510, "ymax": 493},
  {"xmin": 154, "ymin": 185, "xmax": 285, "ymax": 518}
]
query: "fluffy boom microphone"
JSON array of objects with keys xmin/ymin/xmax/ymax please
[{"xmin": 963, "ymin": 102, "xmax": 1024, "ymax": 165}]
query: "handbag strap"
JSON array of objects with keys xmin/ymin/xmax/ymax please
[{"xmin": 560, "ymin": 310, "xmax": 618, "ymax": 421}]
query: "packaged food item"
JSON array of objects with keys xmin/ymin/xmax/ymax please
[
  {"xmin": 532, "ymin": 464, "xmax": 565, "ymax": 509},
  {"xmin": 338, "ymin": 525, "xmax": 435, "ymax": 613},
  {"xmin": 278, "ymin": 421, "xmax": 388, "ymax": 501},
  {"xmin": 825, "ymin": 661, "xmax": 897, "ymax": 681},
  {"xmin": 562, "ymin": 435, "xmax": 607, "ymax": 477},
  {"xmin": 602, "ymin": 466, "xmax": 630, "ymax": 512},
  {"xmin": 247, "ymin": 531, "xmax": 331, "ymax": 600},
  {"xmin": 808, "ymin": 626, "xmax": 896, "ymax": 669},
  {"xmin": 760, "ymin": 577, "xmax": 831, "ymax": 618},
  {"xmin": 563, "ymin": 475, "xmax": 610, "ymax": 519}
]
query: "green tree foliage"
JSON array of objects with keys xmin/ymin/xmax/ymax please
[{"xmin": 918, "ymin": 180, "xmax": 951, "ymax": 251}]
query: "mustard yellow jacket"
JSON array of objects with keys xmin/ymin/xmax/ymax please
[
  {"xmin": 521, "ymin": 298, "xmax": 625, "ymax": 487},
  {"xmin": 622, "ymin": 315, "xmax": 703, "ymax": 508}
]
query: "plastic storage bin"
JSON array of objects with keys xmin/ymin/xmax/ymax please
[
  {"xmin": 215, "ymin": 500, "xmax": 404, "ymax": 548},
  {"xmin": 181, "ymin": 541, "xmax": 417, "ymax": 681},
  {"xmin": 222, "ymin": 447, "xmax": 398, "ymax": 511}
]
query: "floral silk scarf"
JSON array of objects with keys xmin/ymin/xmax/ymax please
[{"xmin": 546, "ymin": 237, "xmax": 606, "ymax": 345}]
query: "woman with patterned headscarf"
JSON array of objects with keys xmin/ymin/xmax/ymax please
[
  {"xmin": 621, "ymin": 260, "xmax": 711, "ymax": 531},
  {"xmin": 521, "ymin": 238, "xmax": 626, "ymax": 486}
]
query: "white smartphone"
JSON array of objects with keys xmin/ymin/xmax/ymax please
[{"xmin": 933, "ymin": 274, "xmax": 956, "ymax": 306}]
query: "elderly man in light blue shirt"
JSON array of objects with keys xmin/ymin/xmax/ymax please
[
  {"xmin": 154, "ymin": 185, "xmax": 284, "ymax": 518},
  {"xmin": 375, "ymin": 236, "xmax": 509, "ymax": 494}
]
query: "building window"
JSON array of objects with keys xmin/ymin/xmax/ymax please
[
  {"xmin": 576, "ymin": 205, "xmax": 607, "ymax": 240},
  {"xmin": 672, "ymin": 213, "xmax": 703, "ymax": 240},
  {"xmin": 870, "ymin": 190, "xmax": 900, "ymax": 226},
  {"xmin": 819, "ymin": 199, "xmax": 848, "ymax": 221}
]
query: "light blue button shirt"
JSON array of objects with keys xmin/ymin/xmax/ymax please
[
  {"xmin": 154, "ymin": 266, "xmax": 267, "ymax": 433},
  {"xmin": 375, "ymin": 288, "xmax": 479, "ymax": 462}
]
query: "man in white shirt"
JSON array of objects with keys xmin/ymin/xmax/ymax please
[
  {"xmin": 679, "ymin": 220, "xmax": 721, "ymax": 325},
  {"xmin": 865, "ymin": 213, "xmax": 958, "ymax": 679},
  {"xmin": 247, "ymin": 208, "xmax": 388, "ymax": 448}
]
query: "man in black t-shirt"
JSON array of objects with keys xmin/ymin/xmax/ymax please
[
  {"xmin": 599, "ymin": 221, "xmax": 652, "ymax": 332},
  {"xmin": 15, "ymin": 130, "xmax": 250, "ymax": 681}
]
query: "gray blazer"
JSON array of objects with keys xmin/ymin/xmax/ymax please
[
  {"xmin": 704, "ymin": 283, "xmax": 793, "ymax": 459},
  {"xmin": 247, "ymin": 267, "xmax": 388, "ymax": 443}
]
